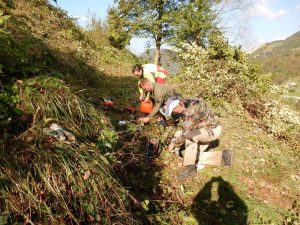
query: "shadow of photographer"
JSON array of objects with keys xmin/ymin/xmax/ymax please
[{"xmin": 192, "ymin": 176, "xmax": 248, "ymax": 225}]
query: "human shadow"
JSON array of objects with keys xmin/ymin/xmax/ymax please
[{"xmin": 192, "ymin": 176, "xmax": 248, "ymax": 225}]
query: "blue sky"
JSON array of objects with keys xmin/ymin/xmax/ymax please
[
  {"xmin": 54, "ymin": 0, "xmax": 300, "ymax": 54},
  {"xmin": 247, "ymin": 0, "xmax": 300, "ymax": 50}
]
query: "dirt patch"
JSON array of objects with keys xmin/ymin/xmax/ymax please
[{"xmin": 240, "ymin": 176, "xmax": 293, "ymax": 209}]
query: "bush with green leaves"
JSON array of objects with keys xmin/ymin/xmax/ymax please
[
  {"xmin": 175, "ymin": 40, "xmax": 272, "ymax": 102},
  {"xmin": 0, "ymin": 9, "xmax": 17, "ymax": 127},
  {"xmin": 262, "ymin": 97, "xmax": 300, "ymax": 138},
  {"xmin": 283, "ymin": 201, "xmax": 300, "ymax": 225},
  {"xmin": 0, "ymin": 82, "xmax": 21, "ymax": 127},
  {"xmin": 175, "ymin": 36, "xmax": 299, "ymax": 138}
]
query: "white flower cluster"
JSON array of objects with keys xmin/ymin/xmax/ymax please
[
  {"xmin": 175, "ymin": 42, "xmax": 299, "ymax": 138},
  {"xmin": 175, "ymin": 42, "xmax": 260, "ymax": 98},
  {"xmin": 263, "ymin": 100, "xmax": 300, "ymax": 135},
  {"xmin": 176, "ymin": 42, "xmax": 209, "ymax": 78},
  {"xmin": 270, "ymin": 84, "xmax": 288, "ymax": 95}
]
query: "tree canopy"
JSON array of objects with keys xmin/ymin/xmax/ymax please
[
  {"xmin": 171, "ymin": 0, "xmax": 220, "ymax": 48},
  {"xmin": 108, "ymin": 0, "xmax": 220, "ymax": 64}
]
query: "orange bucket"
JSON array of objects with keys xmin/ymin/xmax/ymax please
[{"xmin": 140, "ymin": 101, "xmax": 153, "ymax": 113}]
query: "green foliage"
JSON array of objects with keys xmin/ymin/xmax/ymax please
[
  {"xmin": 175, "ymin": 36, "xmax": 300, "ymax": 138},
  {"xmin": 261, "ymin": 98, "xmax": 300, "ymax": 137},
  {"xmin": 0, "ymin": 10, "xmax": 10, "ymax": 32},
  {"xmin": 0, "ymin": 1, "xmax": 299, "ymax": 224},
  {"xmin": 0, "ymin": 81, "xmax": 20, "ymax": 127},
  {"xmin": 176, "ymin": 39, "xmax": 269, "ymax": 102},
  {"xmin": 96, "ymin": 128, "xmax": 117, "ymax": 150},
  {"xmin": 109, "ymin": 0, "xmax": 220, "ymax": 63},
  {"xmin": 283, "ymin": 201, "xmax": 300, "ymax": 225},
  {"xmin": 0, "ymin": 36, "xmax": 39, "ymax": 75},
  {"xmin": 21, "ymin": 76, "xmax": 116, "ymax": 141},
  {"xmin": 85, "ymin": 13, "xmax": 110, "ymax": 47},
  {"xmin": 141, "ymin": 199, "xmax": 150, "ymax": 211},
  {"xmin": 107, "ymin": 8, "xmax": 132, "ymax": 50},
  {"xmin": 86, "ymin": 12, "xmax": 137, "ymax": 64},
  {"xmin": 0, "ymin": 0, "xmax": 15, "ymax": 9},
  {"xmin": 109, "ymin": 0, "xmax": 171, "ymax": 52},
  {"xmin": 0, "ymin": 11, "xmax": 44, "ymax": 76},
  {"xmin": 208, "ymin": 30, "xmax": 235, "ymax": 60},
  {"xmin": 170, "ymin": 0, "xmax": 219, "ymax": 48},
  {"xmin": 0, "ymin": 0, "xmax": 140, "ymax": 222},
  {"xmin": 0, "ymin": 8, "xmax": 20, "ymax": 128}
]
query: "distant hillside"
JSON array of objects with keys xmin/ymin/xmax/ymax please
[
  {"xmin": 249, "ymin": 31, "xmax": 300, "ymax": 83},
  {"xmin": 139, "ymin": 48, "xmax": 181, "ymax": 75}
]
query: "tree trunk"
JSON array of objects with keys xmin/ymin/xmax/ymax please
[
  {"xmin": 154, "ymin": 42, "xmax": 161, "ymax": 65},
  {"xmin": 154, "ymin": 0, "xmax": 164, "ymax": 65}
]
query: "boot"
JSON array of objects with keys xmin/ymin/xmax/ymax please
[
  {"xmin": 178, "ymin": 165, "xmax": 197, "ymax": 180},
  {"xmin": 222, "ymin": 150, "xmax": 234, "ymax": 166}
]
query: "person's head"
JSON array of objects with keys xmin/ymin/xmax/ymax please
[
  {"xmin": 173, "ymin": 100, "xmax": 185, "ymax": 114},
  {"xmin": 132, "ymin": 64, "xmax": 143, "ymax": 77},
  {"xmin": 160, "ymin": 96, "xmax": 186, "ymax": 117},
  {"xmin": 139, "ymin": 78, "xmax": 153, "ymax": 92}
]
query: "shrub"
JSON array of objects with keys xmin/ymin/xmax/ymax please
[
  {"xmin": 0, "ymin": 9, "xmax": 19, "ymax": 128},
  {"xmin": 174, "ymin": 38, "xmax": 299, "ymax": 138},
  {"xmin": 262, "ymin": 99, "xmax": 300, "ymax": 138},
  {"xmin": 175, "ymin": 41, "xmax": 272, "ymax": 102}
]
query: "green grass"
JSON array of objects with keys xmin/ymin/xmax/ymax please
[{"xmin": 0, "ymin": 76, "xmax": 139, "ymax": 224}]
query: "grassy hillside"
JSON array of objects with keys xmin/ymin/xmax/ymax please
[
  {"xmin": 250, "ymin": 31, "xmax": 300, "ymax": 84},
  {"xmin": 0, "ymin": 0, "xmax": 141, "ymax": 224},
  {"xmin": 0, "ymin": 0, "xmax": 299, "ymax": 225}
]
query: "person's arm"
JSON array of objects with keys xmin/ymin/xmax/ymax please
[
  {"xmin": 148, "ymin": 98, "xmax": 163, "ymax": 117},
  {"xmin": 182, "ymin": 105, "xmax": 196, "ymax": 133},
  {"xmin": 138, "ymin": 80, "xmax": 144, "ymax": 100},
  {"xmin": 182, "ymin": 104, "xmax": 204, "ymax": 139},
  {"xmin": 183, "ymin": 118, "xmax": 194, "ymax": 132},
  {"xmin": 168, "ymin": 130, "xmax": 185, "ymax": 151},
  {"xmin": 145, "ymin": 91, "xmax": 151, "ymax": 102}
]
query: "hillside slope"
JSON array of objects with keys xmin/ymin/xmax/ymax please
[
  {"xmin": 0, "ymin": 1, "xmax": 299, "ymax": 225},
  {"xmin": 0, "ymin": 0, "xmax": 141, "ymax": 224},
  {"xmin": 250, "ymin": 31, "xmax": 300, "ymax": 83}
]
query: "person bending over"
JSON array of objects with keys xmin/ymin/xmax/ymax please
[
  {"xmin": 160, "ymin": 96, "xmax": 233, "ymax": 179},
  {"xmin": 138, "ymin": 78, "xmax": 176, "ymax": 124}
]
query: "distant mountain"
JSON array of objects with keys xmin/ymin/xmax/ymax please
[
  {"xmin": 139, "ymin": 48, "xmax": 181, "ymax": 75},
  {"xmin": 249, "ymin": 31, "xmax": 300, "ymax": 83}
]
